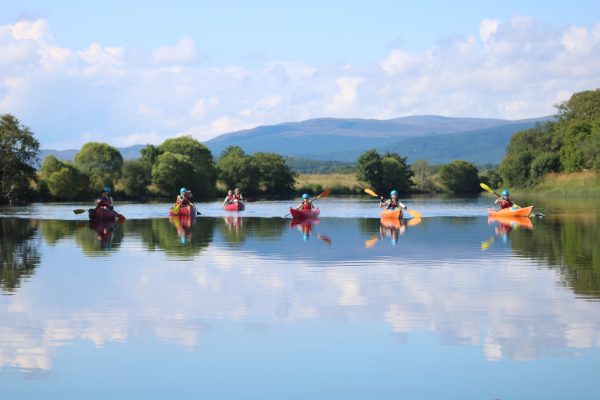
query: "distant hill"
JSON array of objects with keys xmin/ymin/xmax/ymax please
[
  {"xmin": 205, "ymin": 115, "xmax": 551, "ymax": 164},
  {"xmin": 38, "ymin": 115, "xmax": 552, "ymax": 167}
]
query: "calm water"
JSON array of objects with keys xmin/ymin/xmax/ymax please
[{"xmin": 1, "ymin": 196, "xmax": 599, "ymax": 399}]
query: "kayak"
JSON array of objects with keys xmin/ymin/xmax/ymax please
[
  {"xmin": 290, "ymin": 207, "xmax": 320, "ymax": 220},
  {"xmin": 488, "ymin": 216, "xmax": 533, "ymax": 229},
  {"xmin": 170, "ymin": 204, "xmax": 197, "ymax": 216},
  {"xmin": 488, "ymin": 206, "xmax": 534, "ymax": 218},
  {"xmin": 89, "ymin": 207, "xmax": 118, "ymax": 222},
  {"xmin": 224, "ymin": 201, "xmax": 245, "ymax": 211},
  {"xmin": 381, "ymin": 208, "xmax": 403, "ymax": 219}
]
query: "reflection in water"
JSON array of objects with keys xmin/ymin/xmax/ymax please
[
  {"xmin": 290, "ymin": 218, "xmax": 318, "ymax": 242},
  {"xmin": 1, "ymin": 214, "xmax": 600, "ymax": 398},
  {"xmin": 169, "ymin": 214, "xmax": 195, "ymax": 244},
  {"xmin": 0, "ymin": 219, "xmax": 40, "ymax": 294}
]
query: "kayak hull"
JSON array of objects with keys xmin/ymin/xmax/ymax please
[
  {"xmin": 290, "ymin": 208, "xmax": 320, "ymax": 220},
  {"xmin": 488, "ymin": 206, "xmax": 534, "ymax": 218},
  {"xmin": 89, "ymin": 207, "xmax": 118, "ymax": 222},
  {"xmin": 381, "ymin": 208, "xmax": 403, "ymax": 219},
  {"xmin": 488, "ymin": 216, "xmax": 534, "ymax": 229},
  {"xmin": 170, "ymin": 205, "xmax": 197, "ymax": 216},
  {"xmin": 224, "ymin": 202, "xmax": 245, "ymax": 211}
]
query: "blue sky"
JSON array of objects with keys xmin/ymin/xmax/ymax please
[{"xmin": 1, "ymin": 0, "xmax": 600, "ymax": 148}]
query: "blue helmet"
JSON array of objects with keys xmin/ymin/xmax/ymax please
[
  {"xmin": 501, "ymin": 189, "xmax": 509, "ymax": 196},
  {"xmin": 180, "ymin": 187, "xmax": 187, "ymax": 194},
  {"xmin": 103, "ymin": 186, "xmax": 111, "ymax": 194},
  {"xmin": 390, "ymin": 190, "xmax": 398, "ymax": 197},
  {"xmin": 302, "ymin": 193, "xmax": 310, "ymax": 200}
]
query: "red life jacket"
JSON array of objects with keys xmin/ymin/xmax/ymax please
[
  {"xmin": 498, "ymin": 199, "xmax": 513, "ymax": 209},
  {"xmin": 301, "ymin": 202, "xmax": 312, "ymax": 210},
  {"xmin": 387, "ymin": 199, "xmax": 398, "ymax": 210}
]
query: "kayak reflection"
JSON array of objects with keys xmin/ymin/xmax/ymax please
[
  {"xmin": 88, "ymin": 219, "xmax": 119, "ymax": 249},
  {"xmin": 290, "ymin": 218, "xmax": 319, "ymax": 242},
  {"xmin": 364, "ymin": 216, "xmax": 421, "ymax": 248},
  {"xmin": 485, "ymin": 215, "xmax": 534, "ymax": 247},
  {"xmin": 169, "ymin": 214, "xmax": 195, "ymax": 244}
]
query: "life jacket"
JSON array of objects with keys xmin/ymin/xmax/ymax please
[
  {"xmin": 177, "ymin": 195, "xmax": 190, "ymax": 206},
  {"xmin": 97, "ymin": 195, "xmax": 113, "ymax": 209},
  {"xmin": 233, "ymin": 194, "xmax": 242, "ymax": 200},
  {"xmin": 498, "ymin": 199, "xmax": 513, "ymax": 209},
  {"xmin": 300, "ymin": 201, "xmax": 312, "ymax": 210},
  {"xmin": 225, "ymin": 195, "xmax": 234, "ymax": 203},
  {"xmin": 387, "ymin": 199, "xmax": 398, "ymax": 210}
]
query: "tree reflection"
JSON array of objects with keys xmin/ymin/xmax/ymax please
[
  {"xmin": 511, "ymin": 215, "xmax": 600, "ymax": 298},
  {"xmin": 0, "ymin": 218, "xmax": 40, "ymax": 294}
]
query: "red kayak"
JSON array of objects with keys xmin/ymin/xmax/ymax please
[
  {"xmin": 89, "ymin": 207, "xmax": 119, "ymax": 222},
  {"xmin": 224, "ymin": 201, "xmax": 245, "ymax": 211},
  {"xmin": 169, "ymin": 204, "xmax": 197, "ymax": 216},
  {"xmin": 290, "ymin": 207, "xmax": 320, "ymax": 220}
]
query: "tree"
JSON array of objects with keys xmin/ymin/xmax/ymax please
[
  {"xmin": 74, "ymin": 142, "xmax": 123, "ymax": 193},
  {"xmin": 381, "ymin": 152, "xmax": 413, "ymax": 194},
  {"xmin": 356, "ymin": 149, "xmax": 384, "ymax": 193},
  {"xmin": 156, "ymin": 136, "xmax": 216, "ymax": 197},
  {"xmin": 412, "ymin": 159, "xmax": 435, "ymax": 192},
  {"xmin": 252, "ymin": 152, "xmax": 296, "ymax": 195},
  {"xmin": 0, "ymin": 114, "xmax": 39, "ymax": 204},
  {"xmin": 46, "ymin": 165, "xmax": 89, "ymax": 200},
  {"xmin": 140, "ymin": 144, "xmax": 159, "ymax": 168},
  {"xmin": 216, "ymin": 146, "xmax": 259, "ymax": 194},
  {"xmin": 120, "ymin": 159, "xmax": 151, "ymax": 197},
  {"xmin": 438, "ymin": 160, "xmax": 480, "ymax": 193},
  {"xmin": 479, "ymin": 169, "xmax": 503, "ymax": 190},
  {"xmin": 151, "ymin": 152, "xmax": 197, "ymax": 197}
]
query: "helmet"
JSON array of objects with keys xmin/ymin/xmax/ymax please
[
  {"xmin": 180, "ymin": 187, "xmax": 187, "ymax": 194},
  {"xmin": 302, "ymin": 193, "xmax": 310, "ymax": 200},
  {"xmin": 501, "ymin": 189, "xmax": 509, "ymax": 196},
  {"xmin": 103, "ymin": 186, "xmax": 111, "ymax": 194},
  {"xmin": 390, "ymin": 190, "xmax": 398, "ymax": 197}
]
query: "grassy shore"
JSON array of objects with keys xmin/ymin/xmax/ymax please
[
  {"xmin": 530, "ymin": 171, "xmax": 600, "ymax": 196},
  {"xmin": 295, "ymin": 173, "xmax": 363, "ymax": 194}
]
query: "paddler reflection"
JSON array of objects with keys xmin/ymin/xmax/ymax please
[
  {"xmin": 169, "ymin": 214, "xmax": 195, "ymax": 244},
  {"xmin": 89, "ymin": 219, "xmax": 118, "ymax": 248},
  {"xmin": 224, "ymin": 215, "xmax": 243, "ymax": 233},
  {"xmin": 291, "ymin": 218, "xmax": 316, "ymax": 241}
]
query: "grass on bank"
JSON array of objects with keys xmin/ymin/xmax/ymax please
[
  {"xmin": 530, "ymin": 171, "xmax": 600, "ymax": 196},
  {"xmin": 295, "ymin": 173, "xmax": 363, "ymax": 194}
]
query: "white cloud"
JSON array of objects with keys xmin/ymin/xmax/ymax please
[{"xmin": 2, "ymin": 17, "xmax": 600, "ymax": 149}]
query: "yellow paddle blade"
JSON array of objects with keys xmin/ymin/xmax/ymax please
[
  {"xmin": 407, "ymin": 217, "xmax": 422, "ymax": 227},
  {"xmin": 172, "ymin": 203, "xmax": 181, "ymax": 215},
  {"xmin": 481, "ymin": 237, "xmax": 494, "ymax": 251},
  {"xmin": 480, "ymin": 182, "xmax": 494, "ymax": 194},
  {"xmin": 406, "ymin": 209, "xmax": 421, "ymax": 219},
  {"xmin": 364, "ymin": 235, "xmax": 379, "ymax": 248},
  {"xmin": 73, "ymin": 209, "xmax": 86, "ymax": 214},
  {"xmin": 364, "ymin": 188, "xmax": 379, "ymax": 197}
]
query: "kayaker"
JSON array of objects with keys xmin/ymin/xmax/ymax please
[
  {"xmin": 495, "ymin": 190, "xmax": 513, "ymax": 209},
  {"xmin": 223, "ymin": 190, "xmax": 234, "ymax": 206},
  {"xmin": 96, "ymin": 186, "xmax": 114, "ymax": 210},
  {"xmin": 233, "ymin": 188, "xmax": 244, "ymax": 202},
  {"xmin": 380, "ymin": 190, "xmax": 407, "ymax": 211},
  {"xmin": 295, "ymin": 193, "xmax": 314, "ymax": 210},
  {"xmin": 177, "ymin": 187, "xmax": 193, "ymax": 207}
]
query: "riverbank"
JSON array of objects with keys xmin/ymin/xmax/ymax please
[
  {"xmin": 528, "ymin": 171, "xmax": 600, "ymax": 196},
  {"xmin": 295, "ymin": 173, "xmax": 363, "ymax": 194}
]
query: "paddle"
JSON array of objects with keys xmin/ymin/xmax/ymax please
[
  {"xmin": 283, "ymin": 188, "xmax": 332, "ymax": 218},
  {"xmin": 479, "ymin": 183, "xmax": 521, "ymax": 208},
  {"xmin": 364, "ymin": 188, "xmax": 421, "ymax": 219},
  {"xmin": 74, "ymin": 207, "xmax": 126, "ymax": 222},
  {"xmin": 73, "ymin": 209, "xmax": 86, "ymax": 214}
]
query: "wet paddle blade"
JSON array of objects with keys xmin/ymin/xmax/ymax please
[
  {"xmin": 73, "ymin": 209, "xmax": 86, "ymax": 214},
  {"xmin": 364, "ymin": 188, "xmax": 379, "ymax": 197},
  {"xmin": 364, "ymin": 235, "xmax": 379, "ymax": 248},
  {"xmin": 406, "ymin": 209, "xmax": 421, "ymax": 219},
  {"xmin": 407, "ymin": 217, "xmax": 422, "ymax": 227}
]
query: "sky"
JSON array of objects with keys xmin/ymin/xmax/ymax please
[{"xmin": 1, "ymin": 0, "xmax": 600, "ymax": 149}]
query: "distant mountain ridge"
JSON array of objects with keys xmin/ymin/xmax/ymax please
[{"xmin": 39, "ymin": 115, "xmax": 552, "ymax": 166}]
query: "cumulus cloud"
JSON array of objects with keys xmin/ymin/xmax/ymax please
[{"xmin": 2, "ymin": 17, "xmax": 600, "ymax": 148}]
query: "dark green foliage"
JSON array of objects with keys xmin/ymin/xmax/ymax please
[
  {"xmin": 0, "ymin": 114, "xmax": 39, "ymax": 204},
  {"xmin": 46, "ymin": 165, "xmax": 89, "ymax": 200},
  {"xmin": 411, "ymin": 159, "xmax": 436, "ymax": 192},
  {"xmin": 156, "ymin": 137, "xmax": 216, "ymax": 198},
  {"xmin": 479, "ymin": 169, "xmax": 503, "ymax": 190},
  {"xmin": 253, "ymin": 152, "xmax": 296, "ymax": 195},
  {"xmin": 74, "ymin": 142, "xmax": 123, "ymax": 193},
  {"xmin": 216, "ymin": 146, "xmax": 259, "ymax": 194},
  {"xmin": 438, "ymin": 160, "xmax": 480, "ymax": 193},
  {"xmin": 381, "ymin": 152, "xmax": 414, "ymax": 194},
  {"xmin": 356, "ymin": 149, "xmax": 384, "ymax": 193},
  {"xmin": 120, "ymin": 159, "xmax": 151, "ymax": 197},
  {"xmin": 530, "ymin": 152, "xmax": 562, "ymax": 182},
  {"xmin": 0, "ymin": 218, "xmax": 40, "ymax": 293}
]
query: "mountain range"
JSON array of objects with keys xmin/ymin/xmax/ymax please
[{"xmin": 40, "ymin": 115, "xmax": 552, "ymax": 167}]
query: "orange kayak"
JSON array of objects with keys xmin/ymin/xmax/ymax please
[
  {"xmin": 380, "ymin": 208, "xmax": 403, "ymax": 219},
  {"xmin": 487, "ymin": 206, "xmax": 534, "ymax": 218},
  {"xmin": 488, "ymin": 216, "xmax": 533, "ymax": 229}
]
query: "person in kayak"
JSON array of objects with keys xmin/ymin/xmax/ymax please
[
  {"xmin": 495, "ymin": 189, "xmax": 513, "ymax": 209},
  {"xmin": 380, "ymin": 190, "xmax": 407, "ymax": 211},
  {"xmin": 177, "ymin": 187, "xmax": 193, "ymax": 207},
  {"xmin": 233, "ymin": 188, "xmax": 244, "ymax": 202},
  {"xmin": 223, "ymin": 190, "xmax": 234, "ymax": 206},
  {"xmin": 295, "ymin": 193, "xmax": 314, "ymax": 210},
  {"xmin": 96, "ymin": 186, "xmax": 114, "ymax": 210}
]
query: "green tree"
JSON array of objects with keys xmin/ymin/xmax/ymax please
[
  {"xmin": 0, "ymin": 114, "xmax": 39, "ymax": 204},
  {"xmin": 46, "ymin": 165, "xmax": 89, "ymax": 200},
  {"xmin": 74, "ymin": 142, "xmax": 123, "ymax": 193},
  {"xmin": 381, "ymin": 152, "xmax": 414, "ymax": 194},
  {"xmin": 216, "ymin": 146, "xmax": 259, "ymax": 194},
  {"xmin": 356, "ymin": 149, "xmax": 384, "ymax": 193},
  {"xmin": 253, "ymin": 152, "xmax": 296, "ymax": 195},
  {"xmin": 479, "ymin": 169, "xmax": 503, "ymax": 190},
  {"xmin": 39, "ymin": 154, "xmax": 64, "ymax": 177},
  {"xmin": 120, "ymin": 159, "xmax": 151, "ymax": 197},
  {"xmin": 140, "ymin": 144, "xmax": 159, "ymax": 168},
  {"xmin": 438, "ymin": 160, "xmax": 480, "ymax": 193},
  {"xmin": 151, "ymin": 152, "xmax": 197, "ymax": 197},
  {"xmin": 411, "ymin": 159, "xmax": 435, "ymax": 192},
  {"xmin": 156, "ymin": 136, "xmax": 216, "ymax": 197},
  {"xmin": 530, "ymin": 152, "xmax": 562, "ymax": 182}
]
